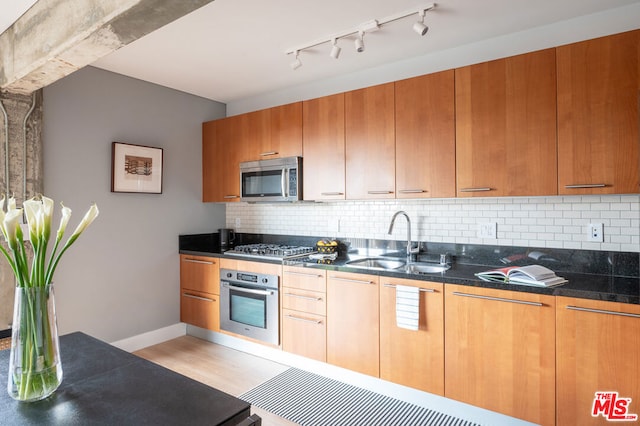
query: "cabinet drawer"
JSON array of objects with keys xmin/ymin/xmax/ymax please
[
  {"xmin": 283, "ymin": 266, "xmax": 326, "ymax": 292},
  {"xmin": 282, "ymin": 287, "xmax": 326, "ymax": 316},
  {"xmin": 180, "ymin": 254, "xmax": 219, "ymax": 294},
  {"xmin": 180, "ymin": 289, "xmax": 219, "ymax": 332},
  {"xmin": 282, "ymin": 308, "xmax": 326, "ymax": 362}
]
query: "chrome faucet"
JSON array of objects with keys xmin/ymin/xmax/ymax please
[{"xmin": 387, "ymin": 211, "xmax": 419, "ymax": 262}]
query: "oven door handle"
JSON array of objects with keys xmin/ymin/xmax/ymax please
[{"xmin": 227, "ymin": 284, "xmax": 275, "ymax": 296}]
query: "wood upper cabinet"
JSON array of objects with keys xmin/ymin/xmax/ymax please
[
  {"xmin": 302, "ymin": 94, "xmax": 346, "ymax": 201},
  {"xmin": 327, "ymin": 271, "xmax": 379, "ymax": 377},
  {"xmin": 243, "ymin": 103, "xmax": 302, "ymax": 161},
  {"xmin": 556, "ymin": 297, "xmax": 640, "ymax": 426},
  {"xmin": 455, "ymin": 49, "xmax": 558, "ymax": 197},
  {"xmin": 202, "ymin": 116, "xmax": 245, "ymax": 202},
  {"xmin": 395, "ymin": 71, "xmax": 456, "ymax": 198},
  {"xmin": 557, "ymin": 30, "xmax": 640, "ymax": 195},
  {"xmin": 379, "ymin": 277, "xmax": 444, "ymax": 395},
  {"xmin": 180, "ymin": 255, "xmax": 220, "ymax": 331},
  {"xmin": 345, "ymin": 83, "xmax": 396, "ymax": 199},
  {"xmin": 444, "ymin": 284, "xmax": 556, "ymax": 425}
]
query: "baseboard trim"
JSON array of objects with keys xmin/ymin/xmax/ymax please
[{"xmin": 110, "ymin": 323, "xmax": 186, "ymax": 352}]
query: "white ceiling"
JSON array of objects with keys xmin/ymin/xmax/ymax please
[
  {"xmin": 4, "ymin": 0, "xmax": 640, "ymax": 104},
  {"xmin": 0, "ymin": 0, "xmax": 37, "ymax": 35}
]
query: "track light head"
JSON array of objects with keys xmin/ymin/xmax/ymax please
[
  {"xmin": 290, "ymin": 51, "xmax": 302, "ymax": 70},
  {"xmin": 355, "ymin": 31, "xmax": 365, "ymax": 53},
  {"xmin": 330, "ymin": 39, "xmax": 341, "ymax": 59},
  {"xmin": 413, "ymin": 9, "xmax": 430, "ymax": 36}
]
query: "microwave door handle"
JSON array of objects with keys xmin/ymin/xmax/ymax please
[{"xmin": 282, "ymin": 168, "xmax": 288, "ymax": 198}]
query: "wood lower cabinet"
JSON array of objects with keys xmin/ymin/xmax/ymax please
[
  {"xmin": 444, "ymin": 284, "xmax": 556, "ymax": 425},
  {"xmin": 327, "ymin": 271, "xmax": 380, "ymax": 377},
  {"xmin": 556, "ymin": 297, "xmax": 640, "ymax": 426},
  {"xmin": 282, "ymin": 266, "xmax": 327, "ymax": 361},
  {"xmin": 379, "ymin": 277, "xmax": 444, "ymax": 395},
  {"xmin": 180, "ymin": 255, "xmax": 220, "ymax": 331},
  {"xmin": 345, "ymin": 83, "xmax": 395, "ymax": 200},
  {"xmin": 455, "ymin": 48, "xmax": 558, "ymax": 197},
  {"xmin": 557, "ymin": 29, "xmax": 640, "ymax": 195}
]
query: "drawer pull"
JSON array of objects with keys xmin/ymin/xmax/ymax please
[
  {"xmin": 566, "ymin": 305, "xmax": 640, "ymax": 318},
  {"xmin": 564, "ymin": 184, "xmax": 607, "ymax": 189},
  {"xmin": 285, "ymin": 314, "xmax": 323, "ymax": 325},
  {"xmin": 330, "ymin": 276, "xmax": 374, "ymax": 285},
  {"xmin": 398, "ymin": 189, "xmax": 426, "ymax": 194},
  {"xmin": 367, "ymin": 190, "xmax": 394, "ymax": 195},
  {"xmin": 182, "ymin": 293, "xmax": 215, "ymax": 302},
  {"xmin": 383, "ymin": 283, "xmax": 435, "ymax": 293},
  {"xmin": 284, "ymin": 292, "xmax": 323, "ymax": 301},
  {"xmin": 452, "ymin": 291, "xmax": 543, "ymax": 307},
  {"xmin": 184, "ymin": 258, "xmax": 215, "ymax": 265},
  {"xmin": 260, "ymin": 151, "xmax": 278, "ymax": 156},
  {"xmin": 223, "ymin": 195, "xmax": 239, "ymax": 199},
  {"xmin": 459, "ymin": 187, "xmax": 493, "ymax": 192},
  {"xmin": 320, "ymin": 192, "xmax": 344, "ymax": 196},
  {"xmin": 284, "ymin": 271, "xmax": 324, "ymax": 278}
]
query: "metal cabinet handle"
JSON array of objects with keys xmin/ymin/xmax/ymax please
[
  {"xmin": 284, "ymin": 292, "xmax": 323, "ymax": 301},
  {"xmin": 564, "ymin": 184, "xmax": 607, "ymax": 189},
  {"xmin": 184, "ymin": 258, "xmax": 215, "ymax": 265},
  {"xmin": 260, "ymin": 151, "xmax": 278, "ymax": 156},
  {"xmin": 459, "ymin": 187, "xmax": 493, "ymax": 192},
  {"xmin": 223, "ymin": 195, "xmax": 239, "ymax": 199},
  {"xmin": 284, "ymin": 271, "xmax": 324, "ymax": 278},
  {"xmin": 320, "ymin": 192, "xmax": 344, "ymax": 196},
  {"xmin": 367, "ymin": 190, "xmax": 394, "ymax": 195},
  {"xmin": 383, "ymin": 283, "xmax": 435, "ymax": 293},
  {"xmin": 566, "ymin": 305, "xmax": 640, "ymax": 318},
  {"xmin": 285, "ymin": 314, "xmax": 323, "ymax": 325},
  {"xmin": 452, "ymin": 291, "xmax": 543, "ymax": 307},
  {"xmin": 330, "ymin": 276, "xmax": 375, "ymax": 285},
  {"xmin": 398, "ymin": 189, "xmax": 426, "ymax": 194},
  {"xmin": 182, "ymin": 293, "xmax": 215, "ymax": 302}
]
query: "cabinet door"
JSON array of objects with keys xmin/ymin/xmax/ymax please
[
  {"xmin": 269, "ymin": 102, "xmax": 302, "ymax": 158},
  {"xmin": 327, "ymin": 272, "xmax": 379, "ymax": 377},
  {"xmin": 282, "ymin": 308, "xmax": 326, "ymax": 362},
  {"xmin": 444, "ymin": 284, "xmax": 556, "ymax": 425},
  {"xmin": 283, "ymin": 266, "xmax": 326, "ymax": 292},
  {"xmin": 180, "ymin": 289, "xmax": 220, "ymax": 331},
  {"xmin": 556, "ymin": 297, "xmax": 640, "ymax": 425},
  {"xmin": 240, "ymin": 109, "xmax": 270, "ymax": 162},
  {"xmin": 202, "ymin": 116, "xmax": 245, "ymax": 202},
  {"xmin": 455, "ymin": 49, "xmax": 558, "ymax": 197},
  {"xmin": 345, "ymin": 83, "xmax": 395, "ymax": 199},
  {"xmin": 395, "ymin": 71, "xmax": 456, "ymax": 199},
  {"xmin": 557, "ymin": 30, "xmax": 640, "ymax": 195},
  {"xmin": 180, "ymin": 255, "xmax": 219, "ymax": 294},
  {"xmin": 379, "ymin": 278, "xmax": 444, "ymax": 395},
  {"xmin": 302, "ymin": 94, "xmax": 346, "ymax": 200}
]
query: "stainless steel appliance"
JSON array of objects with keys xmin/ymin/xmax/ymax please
[
  {"xmin": 220, "ymin": 268, "xmax": 279, "ymax": 345},
  {"xmin": 224, "ymin": 243, "xmax": 315, "ymax": 260},
  {"xmin": 218, "ymin": 228, "xmax": 235, "ymax": 251},
  {"xmin": 239, "ymin": 156, "xmax": 302, "ymax": 202}
]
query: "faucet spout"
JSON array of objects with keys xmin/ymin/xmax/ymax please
[{"xmin": 388, "ymin": 211, "xmax": 419, "ymax": 261}]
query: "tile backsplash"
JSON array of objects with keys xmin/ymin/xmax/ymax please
[{"xmin": 226, "ymin": 195, "xmax": 640, "ymax": 253}]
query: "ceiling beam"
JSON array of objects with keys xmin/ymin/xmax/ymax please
[{"xmin": 0, "ymin": 0, "xmax": 214, "ymax": 94}]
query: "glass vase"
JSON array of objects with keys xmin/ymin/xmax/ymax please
[{"xmin": 7, "ymin": 284, "xmax": 63, "ymax": 402}]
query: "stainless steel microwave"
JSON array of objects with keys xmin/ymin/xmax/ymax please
[{"xmin": 239, "ymin": 156, "xmax": 302, "ymax": 202}]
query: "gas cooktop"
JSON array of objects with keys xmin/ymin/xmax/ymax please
[{"xmin": 223, "ymin": 243, "xmax": 315, "ymax": 260}]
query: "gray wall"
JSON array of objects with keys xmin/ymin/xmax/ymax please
[{"xmin": 43, "ymin": 66, "xmax": 225, "ymax": 342}]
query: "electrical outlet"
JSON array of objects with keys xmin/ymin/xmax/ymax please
[
  {"xmin": 588, "ymin": 223, "xmax": 604, "ymax": 242},
  {"xmin": 235, "ymin": 217, "xmax": 241, "ymax": 228},
  {"xmin": 478, "ymin": 222, "xmax": 497, "ymax": 239}
]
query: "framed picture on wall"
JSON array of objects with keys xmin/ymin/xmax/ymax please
[{"xmin": 111, "ymin": 142, "xmax": 163, "ymax": 194}]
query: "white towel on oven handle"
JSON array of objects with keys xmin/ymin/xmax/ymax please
[{"xmin": 396, "ymin": 285, "xmax": 420, "ymax": 331}]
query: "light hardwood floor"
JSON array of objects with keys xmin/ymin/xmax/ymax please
[{"xmin": 134, "ymin": 335, "xmax": 298, "ymax": 426}]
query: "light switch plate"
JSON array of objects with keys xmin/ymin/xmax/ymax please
[
  {"xmin": 588, "ymin": 223, "xmax": 604, "ymax": 242},
  {"xmin": 478, "ymin": 222, "xmax": 497, "ymax": 239}
]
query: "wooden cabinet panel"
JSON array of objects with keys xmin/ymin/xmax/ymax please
[
  {"xmin": 282, "ymin": 288, "xmax": 326, "ymax": 316},
  {"xmin": 444, "ymin": 284, "xmax": 556, "ymax": 425},
  {"xmin": 327, "ymin": 271, "xmax": 379, "ymax": 377},
  {"xmin": 302, "ymin": 94, "xmax": 346, "ymax": 200},
  {"xmin": 557, "ymin": 30, "xmax": 640, "ymax": 195},
  {"xmin": 283, "ymin": 266, "xmax": 327, "ymax": 292},
  {"xmin": 240, "ymin": 109, "xmax": 270, "ymax": 162},
  {"xmin": 202, "ymin": 116, "xmax": 245, "ymax": 202},
  {"xmin": 379, "ymin": 277, "xmax": 444, "ymax": 395},
  {"xmin": 234, "ymin": 259, "xmax": 282, "ymax": 276},
  {"xmin": 455, "ymin": 49, "xmax": 558, "ymax": 197},
  {"xmin": 395, "ymin": 71, "xmax": 456, "ymax": 198},
  {"xmin": 345, "ymin": 83, "xmax": 395, "ymax": 199},
  {"xmin": 269, "ymin": 102, "xmax": 302, "ymax": 158},
  {"xmin": 282, "ymin": 308, "xmax": 326, "ymax": 362},
  {"xmin": 180, "ymin": 254, "xmax": 219, "ymax": 294},
  {"xmin": 556, "ymin": 297, "xmax": 640, "ymax": 425},
  {"xmin": 180, "ymin": 289, "xmax": 220, "ymax": 331}
]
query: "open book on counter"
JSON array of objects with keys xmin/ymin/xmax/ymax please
[{"xmin": 475, "ymin": 265, "xmax": 567, "ymax": 287}]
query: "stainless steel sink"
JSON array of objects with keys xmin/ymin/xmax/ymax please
[
  {"xmin": 345, "ymin": 257, "xmax": 406, "ymax": 270},
  {"xmin": 405, "ymin": 263, "xmax": 450, "ymax": 274}
]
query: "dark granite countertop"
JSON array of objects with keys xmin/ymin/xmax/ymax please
[{"xmin": 180, "ymin": 233, "xmax": 640, "ymax": 305}]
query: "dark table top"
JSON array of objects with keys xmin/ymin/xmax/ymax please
[{"xmin": 0, "ymin": 332, "xmax": 251, "ymax": 425}]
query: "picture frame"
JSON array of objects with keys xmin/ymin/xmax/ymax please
[{"xmin": 111, "ymin": 142, "xmax": 163, "ymax": 194}]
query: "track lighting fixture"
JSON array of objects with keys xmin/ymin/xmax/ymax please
[
  {"xmin": 285, "ymin": 3, "xmax": 436, "ymax": 69},
  {"xmin": 290, "ymin": 50, "xmax": 302, "ymax": 70},
  {"xmin": 330, "ymin": 39, "xmax": 341, "ymax": 59}
]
